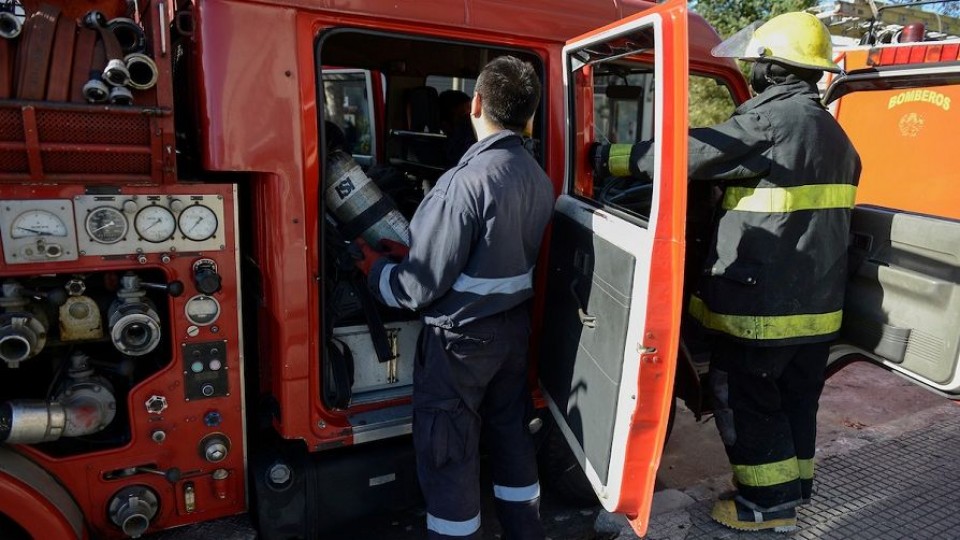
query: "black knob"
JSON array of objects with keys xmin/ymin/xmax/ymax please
[{"xmin": 194, "ymin": 266, "xmax": 222, "ymax": 295}]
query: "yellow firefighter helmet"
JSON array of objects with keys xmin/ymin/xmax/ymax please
[{"xmin": 711, "ymin": 12, "xmax": 841, "ymax": 73}]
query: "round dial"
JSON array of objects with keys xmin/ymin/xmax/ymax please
[
  {"xmin": 185, "ymin": 295, "xmax": 221, "ymax": 326},
  {"xmin": 134, "ymin": 205, "xmax": 176, "ymax": 243},
  {"xmin": 178, "ymin": 205, "xmax": 218, "ymax": 242},
  {"xmin": 85, "ymin": 206, "xmax": 128, "ymax": 244},
  {"xmin": 10, "ymin": 209, "xmax": 68, "ymax": 239}
]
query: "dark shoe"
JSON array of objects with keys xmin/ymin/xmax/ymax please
[{"xmin": 710, "ymin": 499, "xmax": 798, "ymax": 533}]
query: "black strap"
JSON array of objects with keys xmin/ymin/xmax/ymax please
[
  {"xmin": 354, "ymin": 273, "xmax": 396, "ymax": 364},
  {"xmin": 324, "ymin": 338, "xmax": 354, "ymax": 409},
  {"xmin": 339, "ymin": 197, "xmax": 396, "ymax": 241}
]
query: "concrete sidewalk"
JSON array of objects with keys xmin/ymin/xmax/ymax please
[{"xmin": 600, "ymin": 401, "xmax": 960, "ymax": 540}]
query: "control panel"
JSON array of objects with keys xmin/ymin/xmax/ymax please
[
  {"xmin": 182, "ymin": 341, "xmax": 230, "ymax": 400},
  {"xmin": 0, "ymin": 193, "xmax": 227, "ymax": 265},
  {"xmin": 0, "ymin": 184, "xmax": 246, "ymax": 539},
  {"xmin": 0, "ymin": 199, "xmax": 79, "ymax": 264},
  {"xmin": 74, "ymin": 193, "xmax": 226, "ymax": 256}
]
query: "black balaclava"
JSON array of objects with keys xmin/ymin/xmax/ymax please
[{"xmin": 749, "ymin": 60, "xmax": 824, "ymax": 94}]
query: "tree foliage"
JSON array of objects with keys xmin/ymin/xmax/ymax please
[{"xmin": 690, "ymin": 0, "xmax": 819, "ymax": 38}]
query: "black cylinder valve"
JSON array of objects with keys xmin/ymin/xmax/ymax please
[{"xmin": 193, "ymin": 260, "xmax": 222, "ymax": 295}]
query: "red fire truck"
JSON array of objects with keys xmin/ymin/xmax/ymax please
[{"xmin": 1, "ymin": 0, "xmax": 956, "ymax": 538}]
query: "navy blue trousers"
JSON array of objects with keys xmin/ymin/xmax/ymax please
[{"xmin": 413, "ymin": 305, "xmax": 545, "ymax": 540}]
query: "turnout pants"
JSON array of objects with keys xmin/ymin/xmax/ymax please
[
  {"xmin": 709, "ymin": 338, "xmax": 829, "ymax": 511},
  {"xmin": 413, "ymin": 305, "xmax": 545, "ymax": 540}
]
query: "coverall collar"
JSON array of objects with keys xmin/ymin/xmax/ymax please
[
  {"xmin": 736, "ymin": 80, "xmax": 822, "ymax": 115},
  {"xmin": 457, "ymin": 129, "xmax": 521, "ymax": 166}
]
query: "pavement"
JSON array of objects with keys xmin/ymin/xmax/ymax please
[
  {"xmin": 148, "ymin": 362, "xmax": 960, "ymax": 540},
  {"xmin": 600, "ymin": 399, "xmax": 960, "ymax": 540}
]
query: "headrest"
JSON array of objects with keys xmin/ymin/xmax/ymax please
[{"xmin": 405, "ymin": 86, "xmax": 440, "ymax": 133}]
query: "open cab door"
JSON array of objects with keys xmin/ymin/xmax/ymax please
[
  {"xmin": 825, "ymin": 49, "xmax": 960, "ymax": 399},
  {"xmin": 538, "ymin": 1, "xmax": 688, "ymax": 535}
]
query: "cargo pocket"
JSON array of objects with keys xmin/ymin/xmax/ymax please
[{"xmin": 414, "ymin": 398, "xmax": 478, "ymax": 469}]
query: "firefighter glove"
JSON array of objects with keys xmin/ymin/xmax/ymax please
[
  {"xmin": 352, "ymin": 238, "xmax": 384, "ymax": 275},
  {"xmin": 379, "ymin": 239, "xmax": 410, "ymax": 262}
]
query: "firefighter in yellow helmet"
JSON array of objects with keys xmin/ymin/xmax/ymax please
[{"xmin": 592, "ymin": 12, "xmax": 861, "ymax": 533}]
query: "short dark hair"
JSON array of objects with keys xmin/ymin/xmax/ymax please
[{"xmin": 474, "ymin": 56, "xmax": 541, "ymax": 131}]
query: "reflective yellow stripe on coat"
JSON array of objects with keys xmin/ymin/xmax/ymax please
[
  {"xmin": 689, "ymin": 296, "xmax": 843, "ymax": 341},
  {"xmin": 722, "ymin": 184, "xmax": 857, "ymax": 213}
]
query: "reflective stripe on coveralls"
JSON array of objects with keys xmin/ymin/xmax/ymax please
[
  {"xmin": 427, "ymin": 512, "xmax": 482, "ymax": 537},
  {"xmin": 689, "ymin": 296, "xmax": 843, "ymax": 341},
  {"xmin": 451, "ymin": 269, "xmax": 534, "ymax": 296},
  {"xmin": 494, "ymin": 482, "xmax": 541, "ymax": 502},
  {"xmin": 798, "ymin": 458, "xmax": 815, "ymax": 481}
]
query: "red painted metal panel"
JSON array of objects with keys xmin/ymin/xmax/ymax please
[{"xmin": 0, "ymin": 183, "xmax": 246, "ymax": 539}]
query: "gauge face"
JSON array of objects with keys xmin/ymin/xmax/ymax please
[
  {"xmin": 10, "ymin": 209, "xmax": 68, "ymax": 239},
  {"xmin": 85, "ymin": 206, "xmax": 128, "ymax": 244},
  {"xmin": 185, "ymin": 295, "xmax": 221, "ymax": 326},
  {"xmin": 178, "ymin": 204, "xmax": 218, "ymax": 242},
  {"xmin": 134, "ymin": 205, "xmax": 176, "ymax": 243}
]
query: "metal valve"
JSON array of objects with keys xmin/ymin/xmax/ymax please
[{"xmin": 193, "ymin": 259, "xmax": 222, "ymax": 295}]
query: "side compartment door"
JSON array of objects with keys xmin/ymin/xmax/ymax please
[
  {"xmin": 539, "ymin": 1, "xmax": 688, "ymax": 535},
  {"xmin": 827, "ymin": 70, "xmax": 960, "ymax": 397}
]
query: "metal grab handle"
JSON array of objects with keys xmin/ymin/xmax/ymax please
[{"xmin": 569, "ymin": 280, "xmax": 596, "ymax": 328}]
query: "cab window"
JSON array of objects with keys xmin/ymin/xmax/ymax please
[{"xmin": 322, "ymin": 69, "xmax": 376, "ymax": 163}]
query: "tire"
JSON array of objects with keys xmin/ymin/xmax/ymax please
[{"xmin": 0, "ymin": 513, "xmax": 30, "ymax": 540}]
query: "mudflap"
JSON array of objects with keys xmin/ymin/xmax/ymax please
[{"xmin": 251, "ymin": 432, "xmax": 421, "ymax": 539}]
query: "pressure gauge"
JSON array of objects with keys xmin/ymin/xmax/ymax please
[
  {"xmin": 10, "ymin": 209, "xmax": 68, "ymax": 239},
  {"xmin": 178, "ymin": 205, "xmax": 218, "ymax": 242},
  {"xmin": 85, "ymin": 207, "xmax": 128, "ymax": 244},
  {"xmin": 135, "ymin": 205, "xmax": 176, "ymax": 243},
  {"xmin": 185, "ymin": 295, "xmax": 221, "ymax": 326}
]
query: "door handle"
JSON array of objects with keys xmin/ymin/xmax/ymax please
[{"xmin": 570, "ymin": 279, "xmax": 596, "ymax": 328}]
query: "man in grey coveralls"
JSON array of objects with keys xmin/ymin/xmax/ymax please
[{"xmin": 354, "ymin": 55, "xmax": 554, "ymax": 540}]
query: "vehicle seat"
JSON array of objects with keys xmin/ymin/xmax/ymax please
[{"xmin": 389, "ymin": 86, "xmax": 448, "ymax": 179}]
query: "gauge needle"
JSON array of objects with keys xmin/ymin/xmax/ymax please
[
  {"xmin": 92, "ymin": 221, "xmax": 115, "ymax": 233},
  {"xmin": 188, "ymin": 217, "xmax": 203, "ymax": 232},
  {"xmin": 16, "ymin": 226, "xmax": 51, "ymax": 236},
  {"xmin": 144, "ymin": 218, "xmax": 162, "ymax": 231}
]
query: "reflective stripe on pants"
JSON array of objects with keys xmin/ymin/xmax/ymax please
[{"xmin": 414, "ymin": 304, "xmax": 545, "ymax": 540}]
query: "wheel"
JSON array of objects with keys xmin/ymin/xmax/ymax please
[{"xmin": 0, "ymin": 513, "xmax": 30, "ymax": 540}]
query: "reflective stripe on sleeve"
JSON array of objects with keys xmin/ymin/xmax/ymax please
[
  {"xmin": 732, "ymin": 457, "xmax": 800, "ymax": 487},
  {"xmin": 427, "ymin": 512, "xmax": 481, "ymax": 537},
  {"xmin": 451, "ymin": 269, "xmax": 533, "ymax": 296},
  {"xmin": 493, "ymin": 482, "xmax": 541, "ymax": 502},
  {"xmin": 721, "ymin": 184, "xmax": 857, "ymax": 213},
  {"xmin": 689, "ymin": 295, "xmax": 842, "ymax": 341},
  {"xmin": 798, "ymin": 458, "xmax": 815, "ymax": 480},
  {"xmin": 607, "ymin": 144, "xmax": 633, "ymax": 177},
  {"xmin": 379, "ymin": 263, "xmax": 401, "ymax": 308}
]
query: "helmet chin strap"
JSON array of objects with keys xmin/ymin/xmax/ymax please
[{"xmin": 750, "ymin": 61, "xmax": 777, "ymax": 93}]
